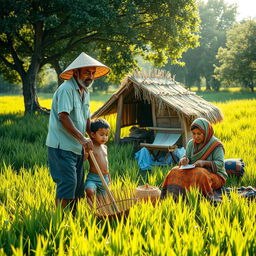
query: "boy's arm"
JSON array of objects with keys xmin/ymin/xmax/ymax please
[{"xmin": 104, "ymin": 145, "xmax": 111, "ymax": 184}]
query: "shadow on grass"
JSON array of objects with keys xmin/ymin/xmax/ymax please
[{"xmin": 0, "ymin": 113, "xmax": 49, "ymax": 171}]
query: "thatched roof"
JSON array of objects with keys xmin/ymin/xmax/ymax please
[{"xmin": 92, "ymin": 69, "xmax": 223, "ymax": 124}]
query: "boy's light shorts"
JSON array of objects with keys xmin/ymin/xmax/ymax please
[{"xmin": 85, "ymin": 173, "xmax": 109, "ymax": 195}]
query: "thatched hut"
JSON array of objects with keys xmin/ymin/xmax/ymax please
[{"xmin": 92, "ymin": 69, "xmax": 223, "ymax": 147}]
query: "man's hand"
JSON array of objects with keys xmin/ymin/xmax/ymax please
[
  {"xmin": 179, "ymin": 157, "xmax": 189, "ymax": 166},
  {"xmin": 83, "ymin": 150, "xmax": 89, "ymax": 161},
  {"xmin": 80, "ymin": 137, "xmax": 93, "ymax": 153}
]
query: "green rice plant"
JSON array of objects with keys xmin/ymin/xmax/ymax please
[
  {"xmin": 214, "ymin": 99, "xmax": 256, "ymax": 186},
  {"xmin": 0, "ymin": 93, "xmax": 256, "ymax": 255}
]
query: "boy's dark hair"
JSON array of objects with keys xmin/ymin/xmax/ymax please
[{"xmin": 90, "ymin": 118, "xmax": 110, "ymax": 133}]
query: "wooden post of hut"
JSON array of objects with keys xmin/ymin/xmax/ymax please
[
  {"xmin": 114, "ymin": 94, "xmax": 123, "ymax": 144},
  {"xmin": 180, "ymin": 114, "xmax": 188, "ymax": 146}
]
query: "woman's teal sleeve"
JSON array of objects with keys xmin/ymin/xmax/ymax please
[{"xmin": 211, "ymin": 146, "xmax": 225, "ymax": 172}]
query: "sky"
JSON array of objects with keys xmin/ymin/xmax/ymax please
[{"xmin": 223, "ymin": 0, "xmax": 256, "ymax": 20}]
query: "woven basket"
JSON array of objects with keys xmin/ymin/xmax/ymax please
[
  {"xmin": 135, "ymin": 184, "xmax": 161, "ymax": 204},
  {"xmin": 96, "ymin": 198, "xmax": 137, "ymax": 219},
  {"xmin": 88, "ymin": 187, "xmax": 137, "ymax": 219}
]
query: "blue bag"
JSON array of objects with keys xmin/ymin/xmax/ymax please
[{"xmin": 225, "ymin": 158, "xmax": 245, "ymax": 178}]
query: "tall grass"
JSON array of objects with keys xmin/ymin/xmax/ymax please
[
  {"xmin": 214, "ymin": 99, "xmax": 256, "ymax": 186},
  {"xmin": 0, "ymin": 92, "xmax": 256, "ymax": 255}
]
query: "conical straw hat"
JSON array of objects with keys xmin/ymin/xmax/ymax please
[{"xmin": 60, "ymin": 52, "xmax": 110, "ymax": 80}]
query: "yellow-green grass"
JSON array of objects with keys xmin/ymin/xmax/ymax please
[
  {"xmin": 0, "ymin": 94, "xmax": 256, "ymax": 255},
  {"xmin": 0, "ymin": 94, "xmax": 108, "ymax": 114}
]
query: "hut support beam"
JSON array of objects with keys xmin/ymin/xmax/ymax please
[
  {"xmin": 151, "ymin": 100, "xmax": 157, "ymax": 127},
  {"xmin": 115, "ymin": 94, "xmax": 123, "ymax": 144},
  {"xmin": 181, "ymin": 116, "xmax": 188, "ymax": 146}
]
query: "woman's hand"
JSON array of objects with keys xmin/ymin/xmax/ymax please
[
  {"xmin": 194, "ymin": 160, "xmax": 205, "ymax": 168},
  {"xmin": 179, "ymin": 157, "xmax": 189, "ymax": 166}
]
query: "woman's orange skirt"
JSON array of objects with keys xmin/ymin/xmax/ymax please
[{"xmin": 161, "ymin": 167, "xmax": 225, "ymax": 198}]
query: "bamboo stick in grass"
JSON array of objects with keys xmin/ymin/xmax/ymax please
[{"xmin": 88, "ymin": 150, "xmax": 120, "ymax": 212}]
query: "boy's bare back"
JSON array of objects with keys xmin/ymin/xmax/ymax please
[{"xmin": 88, "ymin": 144, "xmax": 109, "ymax": 175}]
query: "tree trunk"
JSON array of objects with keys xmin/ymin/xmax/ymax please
[
  {"xmin": 22, "ymin": 76, "xmax": 39, "ymax": 114},
  {"xmin": 21, "ymin": 60, "xmax": 49, "ymax": 114},
  {"xmin": 197, "ymin": 82, "xmax": 201, "ymax": 92},
  {"xmin": 205, "ymin": 78, "xmax": 211, "ymax": 91}
]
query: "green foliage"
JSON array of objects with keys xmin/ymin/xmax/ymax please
[
  {"xmin": 166, "ymin": 0, "xmax": 237, "ymax": 90},
  {"xmin": 0, "ymin": 0, "xmax": 200, "ymax": 87},
  {"xmin": 37, "ymin": 65, "xmax": 58, "ymax": 93},
  {"xmin": 214, "ymin": 19, "xmax": 256, "ymax": 91}
]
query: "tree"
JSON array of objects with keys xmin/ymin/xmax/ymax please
[
  {"xmin": 165, "ymin": 0, "xmax": 237, "ymax": 90},
  {"xmin": 0, "ymin": 0, "xmax": 200, "ymax": 114},
  {"xmin": 214, "ymin": 19, "xmax": 256, "ymax": 92}
]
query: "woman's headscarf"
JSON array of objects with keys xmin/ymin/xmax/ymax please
[{"xmin": 189, "ymin": 118, "xmax": 223, "ymax": 163}]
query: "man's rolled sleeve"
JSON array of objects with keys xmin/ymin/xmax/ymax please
[{"xmin": 57, "ymin": 87, "xmax": 73, "ymax": 114}]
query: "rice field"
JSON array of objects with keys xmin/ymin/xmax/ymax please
[{"xmin": 0, "ymin": 92, "xmax": 256, "ymax": 255}]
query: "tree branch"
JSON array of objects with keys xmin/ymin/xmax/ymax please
[
  {"xmin": 0, "ymin": 55, "xmax": 16, "ymax": 70},
  {"xmin": 43, "ymin": 12, "xmax": 71, "ymax": 40},
  {"xmin": 15, "ymin": 32, "xmax": 33, "ymax": 54},
  {"xmin": 41, "ymin": 33, "xmax": 99, "ymax": 66},
  {"xmin": 1, "ymin": 35, "xmax": 26, "ymax": 76},
  {"xmin": 43, "ymin": 29, "xmax": 98, "ymax": 49},
  {"xmin": 41, "ymin": 33, "xmax": 134, "ymax": 67}
]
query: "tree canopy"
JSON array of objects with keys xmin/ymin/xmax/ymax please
[
  {"xmin": 214, "ymin": 19, "xmax": 256, "ymax": 92},
  {"xmin": 0, "ymin": 0, "xmax": 200, "ymax": 113},
  {"xmin": 165, "ymin": 0, "xmax": 237, "ymax": 90}
]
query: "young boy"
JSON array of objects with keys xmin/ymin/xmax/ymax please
[{"xmin": 84, "ymin": 118, "xmax": 111, "ymax": 202}]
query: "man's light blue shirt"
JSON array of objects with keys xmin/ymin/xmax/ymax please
[{"xmin": 46, "ymin": 78, "xmax": 90, "ymax": 155}]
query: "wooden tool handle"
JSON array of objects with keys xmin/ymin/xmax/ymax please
[{"xmin": 88, "ymin": 150, "xmax": 119, "ymax": 212}]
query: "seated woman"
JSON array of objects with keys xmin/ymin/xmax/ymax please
[{"xmin": 161, "ymin": 118, "xmax": 228, "ymax": 199}]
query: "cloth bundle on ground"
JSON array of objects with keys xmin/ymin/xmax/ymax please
[
  {"xmin": 209, "ymin": 186, "xmax": 256, "ymax": 202},
  {"xmin": 135, "ymin": 147, "xmax": 185, "ymax": 171},
  {"xmin": 225, "ymin": 158, "xmax": 245, "ymax": 178}
]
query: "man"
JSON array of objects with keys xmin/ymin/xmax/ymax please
[{"xmin": 46, "ymin": 52, "xmax": 110, "ymax": 210}]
